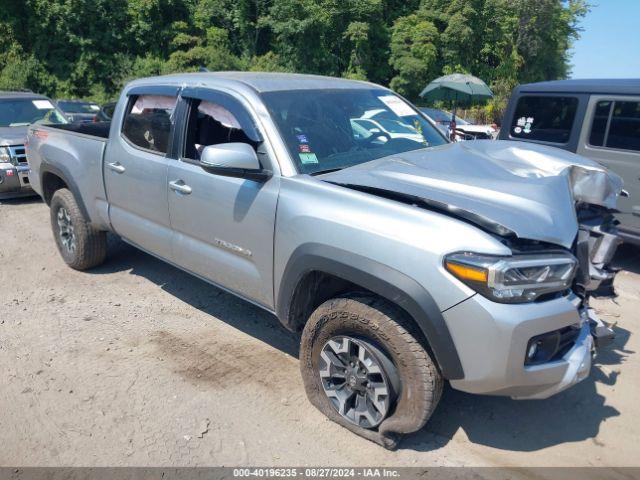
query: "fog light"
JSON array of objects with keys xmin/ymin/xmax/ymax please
[{"xmin": 527, "ymin": 342, "xmax": 539, "ymax": 360}]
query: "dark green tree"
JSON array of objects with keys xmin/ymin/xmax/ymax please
[{"xmin": 0, "ymin": 0, "xmax": 589, "ymax": 108}]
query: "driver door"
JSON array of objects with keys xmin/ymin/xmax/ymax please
[{"xmin": 167, "ymin": 88, "xmax": 280, "ymax": 309}]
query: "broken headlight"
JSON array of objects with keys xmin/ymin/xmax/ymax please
[{"xmin": 444, "ymin": 252, "xmax": 577, "ymax": 303}]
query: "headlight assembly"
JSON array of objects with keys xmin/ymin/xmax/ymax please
[{"xmin": 444, "ymin": 252, "xmax": 577, "ymax": 303}]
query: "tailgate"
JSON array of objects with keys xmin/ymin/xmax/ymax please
[{"xmin": 27, "ymin": 124, "xmax": 110, "ymax": 229}]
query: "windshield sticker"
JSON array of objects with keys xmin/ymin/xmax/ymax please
[
  {"xmin": 299, "ymin": 144, "xmax": 311, "ymax": 153},
  {"xmin": 90, "ymin": 105, "xmax": 100, "ymax": 111},
  {"xmin": 299, "ymin": 152, "xmax": 318, "ymax": 164},
  {"xmin": 378, "ymin": 95, "xmax": 415, "ymax": 117},
  {"xmin": 296, "ymin": 134, "xmax": 308, "ymax": 143},
  {"xmin": 32, "ymin": 100, "xmax": 54, "ymax": 110},
  {"xmin": 515, "ymin": 116, "xmax": 534, "ymax": 134}
]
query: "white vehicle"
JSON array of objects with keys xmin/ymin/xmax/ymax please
[
  {"xmin": 351, "ymin": 117, "xmax": 425, "ymax": 143},
  {"xmin": 455, "ymin": 122, "xmax": 497, "ymax": 140},
  {"xmin": 420, "ymin": 107, "xmax": 496, "ymax": 140}
]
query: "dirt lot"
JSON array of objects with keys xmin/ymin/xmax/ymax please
[{"xmin": 1, "ymin": 198, "xmax": 639, "ymax": 467}]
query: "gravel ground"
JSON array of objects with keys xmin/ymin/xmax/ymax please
[{"xmin": 1, "ymin": 198, "xmax": 638, "ymax": 467}]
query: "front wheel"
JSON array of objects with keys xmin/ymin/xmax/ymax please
[
  {"xmin": 299, "ymin": 294, "xmax": 443, "ymax": 449},
  {"xmin": 50, "ymin": 188, "xmax": 107, "ymax": 270}
]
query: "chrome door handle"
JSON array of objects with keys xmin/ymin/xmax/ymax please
[
  {"xmin": 107, "ymin": 162, "xmax": 126, "ymax": 174},
  {"xmin": 169, "ymin": 180, "xmax": 192, "ymax": 195}
]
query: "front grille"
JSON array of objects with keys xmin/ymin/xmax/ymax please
[{"xmin": 8, "ymin": 145, "xmax": 27, "ymax": 165}]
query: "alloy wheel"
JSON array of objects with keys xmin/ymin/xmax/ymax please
[
  {"xmin": 57, "ymin": 206, "xmax": 77, "ymax": 254},
  {"xmin": 319, "ymin": 336, "xmax": 398, "ymax": 428}
]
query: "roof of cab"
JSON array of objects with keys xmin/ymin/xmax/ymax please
[
  {"xmin": 0, "ymin": 91, "xmax": 50, "ymax": 100},
  {"xmin": 132, "ymin": 71, "xmax": 383, "ymax": 93},
  {"xmin": 515, "ymin": 78, "xmax": 640, "ymax": 95},
  {"xmin": 57, "ymin": 99, "xmax": 98, "ymax": 103}
]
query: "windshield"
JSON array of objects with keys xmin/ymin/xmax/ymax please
[
  {"xmin": 262, "ymin": 89, "xmax": 447, "ymax": 174},
  {"xmin": 58, "ymin": 101, "xmax": 100, "ymax": 114},
  {"xmin": 0, "ymin": 98, "xmax": 68, "ymax": 127}
]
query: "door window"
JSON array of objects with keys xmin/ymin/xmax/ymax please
[
  {"xmin": 588, "ymin": 100, "xmax": 640, "ymax": 152},
  {"xmin": 122, "ymin": 95, "xmax": 177, "ymax": 154},
  {"xmin": 510, "ymin": 95, "xmax": 578, "ymax": 144},
  {"xmin": 183, "ymin": 99, "xmax": 257, "ymax": 160},
  {"xmin": 588, "ymin": 100, "xmax": 612, "ymax": 147},
  {"xmin": 607, "ymin": 101, "xmax": 640, "ymax": 152}
]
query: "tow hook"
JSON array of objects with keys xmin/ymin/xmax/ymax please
[{"xmin": 587, "ymin": 308, "xmax": 615, "ymax": 349}]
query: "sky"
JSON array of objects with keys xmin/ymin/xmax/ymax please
[{"xmin": 570, "ymin": 0, "xmax": 640, "ymax": 79}]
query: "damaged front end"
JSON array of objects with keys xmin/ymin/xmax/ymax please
[
  {"xmin": 563, "ymin": 165, "xmax": 622, "ymax": 349},
  {"xmin": 574, "ymin": 205, "xmax": 621, "ymax": 348},
  {"xmin": 494, "ymin": 206, "xmax": 620, "ymax": 357},
  {"xmin": 322, "ymin": 142, "xmax": 625, "ymax": 353}
]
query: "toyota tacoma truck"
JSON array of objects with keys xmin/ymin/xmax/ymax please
[
  {"xmin": 26, "ymin": 73, "xmax": 622, "ymax": 449},
  {"xmin": 0, "ymin": 90, "xmax": 68, "ymax": 199}
]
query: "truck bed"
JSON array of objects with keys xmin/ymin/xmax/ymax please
[
  {"xmin": 27, "ymin": 122, "xmax": 112, "ymax": 230},
  {"xmin": 47, "ymin": 121, "xmax": 111, "ymax": 139}
]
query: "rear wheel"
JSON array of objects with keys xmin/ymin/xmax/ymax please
[
  {"xmin": 300, "ymin": 294, "xmax": 443, "ymax": 449},
  {"xmin": 50, "ymin": 188, "xmax": 107, "ymax": 270}
]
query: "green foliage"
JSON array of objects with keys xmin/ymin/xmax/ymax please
[
  {"xmin": 248, "ymin": 52, "xmax": 291, "ymax": 73},
  {"xmin": 0, "ymin": 46, "xmax": 54, "ymax": 93},
  {"xmin": 0, "ymin": 0, "xmax": 588, "ymax": 115},
  {"xmin": 389, "ymin": 13, "xmax": 440, "ymax": 99}
]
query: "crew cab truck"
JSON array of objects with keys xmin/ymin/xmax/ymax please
[
  {"xmin": 0, "ymin": 91, "xmax": 67, "ymax": 199},
  {"xmin": 27, "ymin": 73, "xmax": 622, "ymax": 449}
]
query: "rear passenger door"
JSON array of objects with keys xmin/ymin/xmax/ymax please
[
  {"xmin": 578, "ymin": 96, "xmax": 640, "ymax": 236},
  {"xmin": 104, "ymin": 86, "xmax": 179, "ymax": 259},
  {"xmin": 167, "ymin": 87, "xmax": 280, "ymax": 309}
]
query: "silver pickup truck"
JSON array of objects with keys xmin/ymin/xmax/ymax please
[{"xmin": 27, "ymin": 72, "xmax": 622, "ymax": 449}]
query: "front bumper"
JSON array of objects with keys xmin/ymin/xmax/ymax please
[
  {"xmin": 0, "ymin": 163, "xmax": 35, "ymax": 199},
  {"xmin": 445, "ymin": 292, "xmax": 595, "ymax": 399}
]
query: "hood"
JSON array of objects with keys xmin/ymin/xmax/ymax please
[
  {"xmin": 322, "ymin": 141, "xmax": 623, "ymax": 249},
  {"xmin": 0, "ymin": 126, "xmax": 28, "ymax": 146}
]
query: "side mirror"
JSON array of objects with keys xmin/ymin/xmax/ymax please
[{"xmin": 200, "ymin": 143, "xmax": 271, "ymax": 182}]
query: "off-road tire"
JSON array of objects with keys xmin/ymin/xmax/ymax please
[
  {"xmin": 300, "ymin": 294, "xmax": 443, "ymax": 449},
  {"xmin": 50, "ymin": 188, "xmax": 107, "ymax": 270}
]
